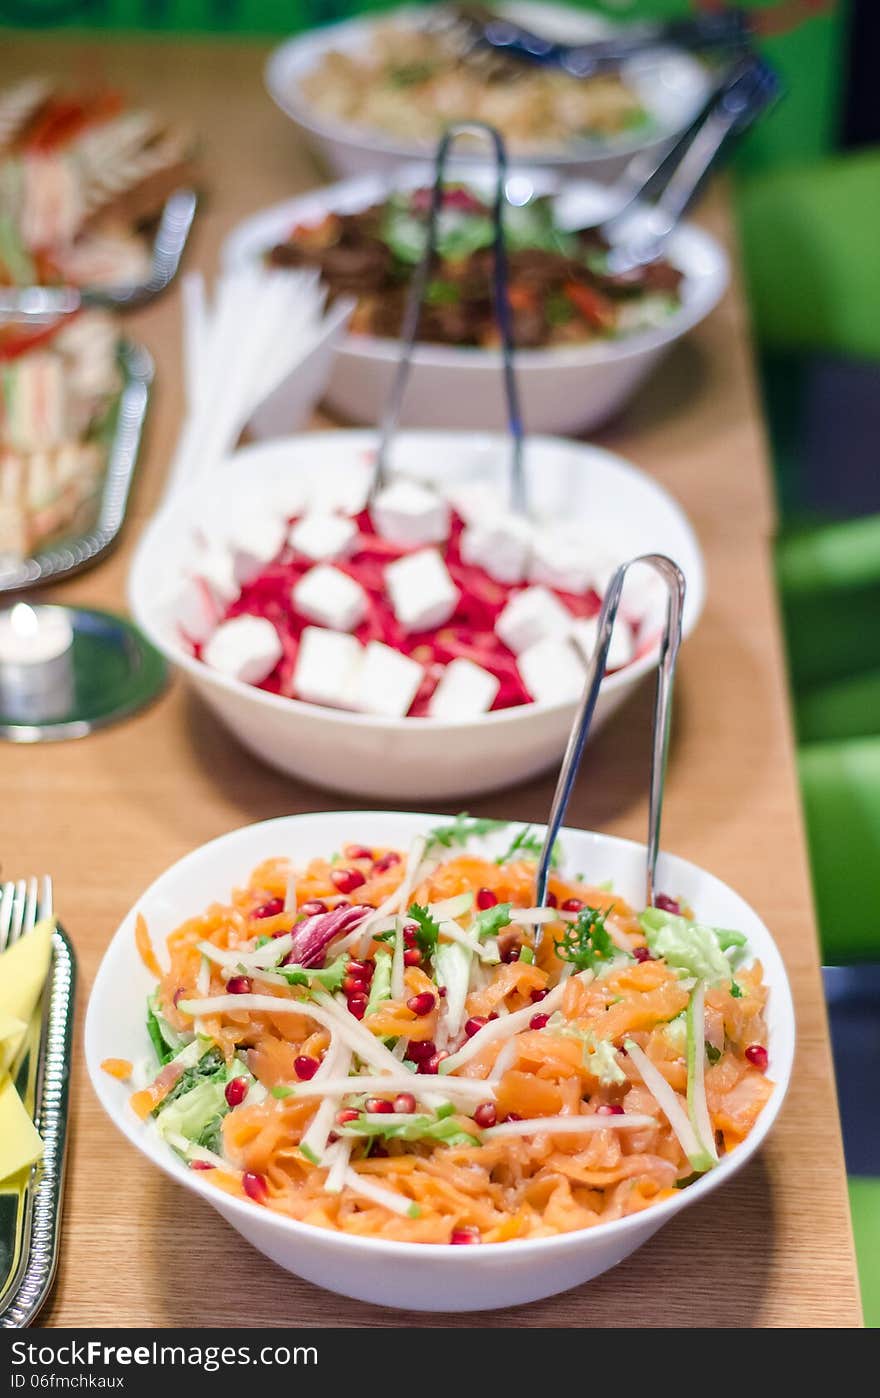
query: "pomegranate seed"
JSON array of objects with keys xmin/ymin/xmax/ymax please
[
  {"xmin": 745, "ymin": 1044, "xmax": 769, "ymax": 1071},
  {"xmin": 243, "ymin": 1171, "xmax": 268, "ymax": 1203},
  {"xmin": 294, "ymin": 1055, "xmax": 320, "ymax": 1081},
  {"xmin": 473, "ymin": 1102, "xmax": 496, "ymax": 1129},
  {"xmin": 561, "ymin": 898, "xmax": 584, "ymax": 913},
  {"xmin": 403, "ymin": 948, "xmax": 422, "ymax": 967},
  {"xmin": 438, "ymin": 985, "xmax": 447, "ymax": 997},
  {"xmin": 488, "ymin": 1012, "xmax": 499, "ymax": 1021},
  {"xmin": 343, "ymin": 975, "xmax": 366, "ymax": 995},
  {"xmin": 336, "ymin": 1108, "xmax": 359, "ymax": 1125},
  {"xmin": 365, "ymin": 1097, "xmax": 394, "ymax": 1114},
  {"xmin": 633, "ymin": 946, "xmax": 654, "ymax": 963},
  {"xmin": 346, "ymin": 959, "xmax": 371, "ymax": 979},
  {"xmin": 327, "ymin": 1131, "xmax": 339, "ymax": 1144},
  {"xmin": 530, "ymin": 988, "xmax": 548, "ymax": 1003},
  {"xmin": 224, "ymin": 1076, "xmax": 248, "ymax": 1108},
  {"xmin": 654, "ymin": 894, "xmax": 681, "ymax": 915},
  {"xmin": 189, "ymin": 1159, "xmax": 215, "ymax": 1170},
  {"xmin": 546, "ymin": 892, "xmax": 558, "ymax": 908},
  {"xmin": 529, "ymin": 1013, "xmax": 550, "ymax": 1030},
  {"xmin": 345, "ymin": 844, "xmax": 373, "ymax": 861},
  {"xmin": 254, "ymin": 897, "xmax": 284, "ymax": 919},
  {"xmin": 506, "ymin": 1112, "xmax": 522, "ymax": 1122},
  {"xmin": 394, "ymin": 1093, "xmax": 416, "ymax": 1114},
  {"xmin": 500, "ymin": 945, "xmax": 520, "ymax": 963},
  {"xmin": 464, "ymin": 1016, "xmax": 487, "ymax": 1038},
  {"xmin": 596, "ymin": 1103, "xmax": 624, "ymax": 1116},
  {"xmin": 407, "ymin": 1039, "xmax": 435, "ymax": 1062},
  {"xmin": 450, "ymin": 1227, "xmax": 481, "ymax": 1245},
  {"xmin": 373, "ymin": 851, "xmax": 401, "ymax": 873},
  {"xmin": 476, "ymin": 887, "xmax": 498, "ymax": 910},
  {"xmin": 298, "ymin": 899, "xmax": 328, "ymax": 917},
  {"xmin": 332, "ymin": 868, "xmax": 366, "ymax": 894},
  {"xmin": 403, "ymin": 926, "xmax": 417, "ymax": 948},
  {"xmin": 347, "ymin": 993, "xmax": 368, "ymax": 1020},
  {"xmin": 407, "ymin": 991, "xmax": 435, "ymax": 1016},
  {"xmin": 226, "ymin": 975, "xmax": 251, "ymax": 995},
  {"xmin": 419, "ymin": 1050, "xmax": 449, "ymax": 1075}
]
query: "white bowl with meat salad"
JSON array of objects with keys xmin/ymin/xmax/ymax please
[
  {"xmin": 85, "ymin": 810, "xmax": 795, "ymax": 1310},
  {"xmin": 129, "ymin": 430, "xmax": 704, "ymax": 801},
  {"xmin": 223, "ymin": 166, "xmax": 728, "ymax": 436},
  {"xmin": 265, "ymin": 3, "xmax": 711, "ymax": 183}
]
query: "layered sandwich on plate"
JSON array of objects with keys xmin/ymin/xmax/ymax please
[
  {"xmin": 0, "ymin": 76, "xmax": 192, "ymax": 292},
  {"xmin": 0, "ymin": 312, "xmax": 122, "ymax": 558}
]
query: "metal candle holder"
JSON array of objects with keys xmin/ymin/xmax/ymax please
[
  {"xmin": 534, "ymin": 554, "xmax": 686, "ymax": 938},
  {"xmin": 373, "ymin": 121, "xmax": 526, "ymax": 512}
]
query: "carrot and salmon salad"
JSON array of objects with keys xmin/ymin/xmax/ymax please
[{"xmin": 116, "ymin": 817, "xmax": 773, "ymax": 1245}]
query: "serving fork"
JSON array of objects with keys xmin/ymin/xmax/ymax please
[{"xmin": 0, "ymin": 875, "xmax": 54, "ymax": 953}]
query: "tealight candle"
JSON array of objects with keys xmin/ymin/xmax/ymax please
[{"xmin": 0, "ymin": 603, "xmax": 75, "ymax": 723}]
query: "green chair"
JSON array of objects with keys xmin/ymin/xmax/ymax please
[{"xmin": 849, "ymin": 1179, "xmax": 880, "ymax": 1327}]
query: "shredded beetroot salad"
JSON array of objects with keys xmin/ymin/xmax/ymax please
[{"xmin": 192, "ymin": 509, "xmax": 636, "ymax": 715}]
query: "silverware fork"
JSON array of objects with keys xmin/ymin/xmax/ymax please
[{"xmin": 0, "ymin": 876, "xmax": 53, "ymax": 953}]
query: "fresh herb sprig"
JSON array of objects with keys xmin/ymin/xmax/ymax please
[
  {"xmin": 555, "ymin": 905, "xmax": 617, "ymax": 974},
  {"xmin": 495, "ymin": 825, "xmax": 561, "ymax": 868},
  {"xmin": 407, "ymin": 903, "xmax": 443, "ymax": 957},
  {"xmin": 425, "ymin": 813, "xmax": 508, "ymax": 854}
]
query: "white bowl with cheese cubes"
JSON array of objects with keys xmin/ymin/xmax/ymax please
[
  {"xmin": 129, "ymin": 430, "xmax": 704, "ymax": 800},
  {"xmin": 223, "ymin": 167, "xmax": 729, "ymax": 437}
]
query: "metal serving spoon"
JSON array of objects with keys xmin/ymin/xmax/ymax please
[
  {"xmin": 372, "ymin": 121, "xmax": 526, "ymax": 514},
  {"xmin": 447, "ymin": 4, "xmax": 753, "ymax": 80},
  {"xmin": 534, "ymin": 554, "xmax": 686, "ymax": 941}
]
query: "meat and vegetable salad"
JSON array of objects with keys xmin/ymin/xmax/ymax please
[
  {"xmin": 296, "ymin": 14, "xmax": 649, "ymax": 154},
  {"xmin": 0, "ymin": 76, "xmax": 192, "ymax": 292},
  {"xmin": 267, "ymin": 184, "xmax": 684, "ymax": 350},
  {"xmin": 111, "ymin": 819, "xmax": 773, "ymax": 1243}
]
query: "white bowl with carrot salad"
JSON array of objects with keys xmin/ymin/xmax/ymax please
[{"xmin": 86, "ymin": 811, "xmax": 794, "ymax": 1311}]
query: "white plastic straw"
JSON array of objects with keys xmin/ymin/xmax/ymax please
[{"xmin": 160, "ymin": 267, "xmax": 354, "ymax": 511}]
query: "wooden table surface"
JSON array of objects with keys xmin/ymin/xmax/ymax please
[{"xmin": 1, "ymin": 35, "xmax": 862, "ymax": 1329}]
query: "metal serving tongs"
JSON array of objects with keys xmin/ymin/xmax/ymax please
[
  {"xmin": 372, "ymin": 121, "xmax": 526, "ymax": 513},
  {"xmin": 533, "ymin": 554, "xmax": 685, "ymax": 946},
  {"xmin": 598, "ymin": 54, "xmax": 780, "ymax": 275},
  {"xmin": 446, "ymin": 4, "xmax": 753, "ymax": 79},
  {"xmin": 0, "ymin": 187, "xmax": 197, "ymax": 326}
]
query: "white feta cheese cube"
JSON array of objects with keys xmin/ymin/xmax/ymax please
[
  {"xmin": 371, "ymin": 479, "xmax": 450, "ymax": 548},
  {"xmin": 385, "ymin": 548, "xmax": 459, "ymax": 633},
  {"xmin": 292, "ymin": 627, "xmax": 363, "ymax": 709},
  {"xmin": 202, "ymin": 615, "xmax": 282, "ymax": 685},
  {"xmin": 518, "ymin": 637, "xmax": 585, "ymax": 706},
  {"xmin": 445, "ymin": 480, "xmax": 504, "ymax": 527},
  {"xmin": 190, "ymin": 542, "xmax": 239, "ymax": 606},
  {"xmin": 180, "ymin": 544, "xmax": 239, "ymax": 642},
  {"xmin": 428, "ymin": 658, "xmax": 500, "ymax": 720},
  {"xmin": 529, "ymin": 526, "xmax": 592, "ymax": 595},
  {"xmin": 460, "ymin": 512, "xmax": 534, "ymax": 585},
  {"xmin": 292, "ymin": 564, "xmax": 368, "ymax": 633},
  {"xmin": 228, "ymin": 513, "xmax": 287, "ymax": 585},
  {"xmin": 570, "ymin": 615, "xmax": 635, "ymax": 673},
  {"xmin": 349, "ymin": 641, "xmax": 423, "ymax": 718},
  {"xmin": 308, "ymin": 460, "xmax": 371, "ymax": 516},
  {"xmin": 289, "ymin": 512, "xmax": 358, "ymax": 563},
  {"xmin": 273, "ymin": 474, "xmax": 311, "ymax": 521},
  {"xmin": 495, "ymin": 585, "xmax": 572, "ymax": 655}
]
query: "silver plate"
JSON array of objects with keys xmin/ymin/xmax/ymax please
[
  {"xmin": 0, "ymin": 188, "xmax": 198, "ymax": 321},
  {"xmin": 0, "ymin": 926, "xmax": 76, "ymax": 1329},
  {"xmin": 0, "ymin": 341, "xmax": 153, "ymax": 594}
]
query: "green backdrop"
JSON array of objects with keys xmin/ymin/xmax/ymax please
[{"xmin": 0, "ymin": 0, "xmax": 851, "ymax": 170}]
